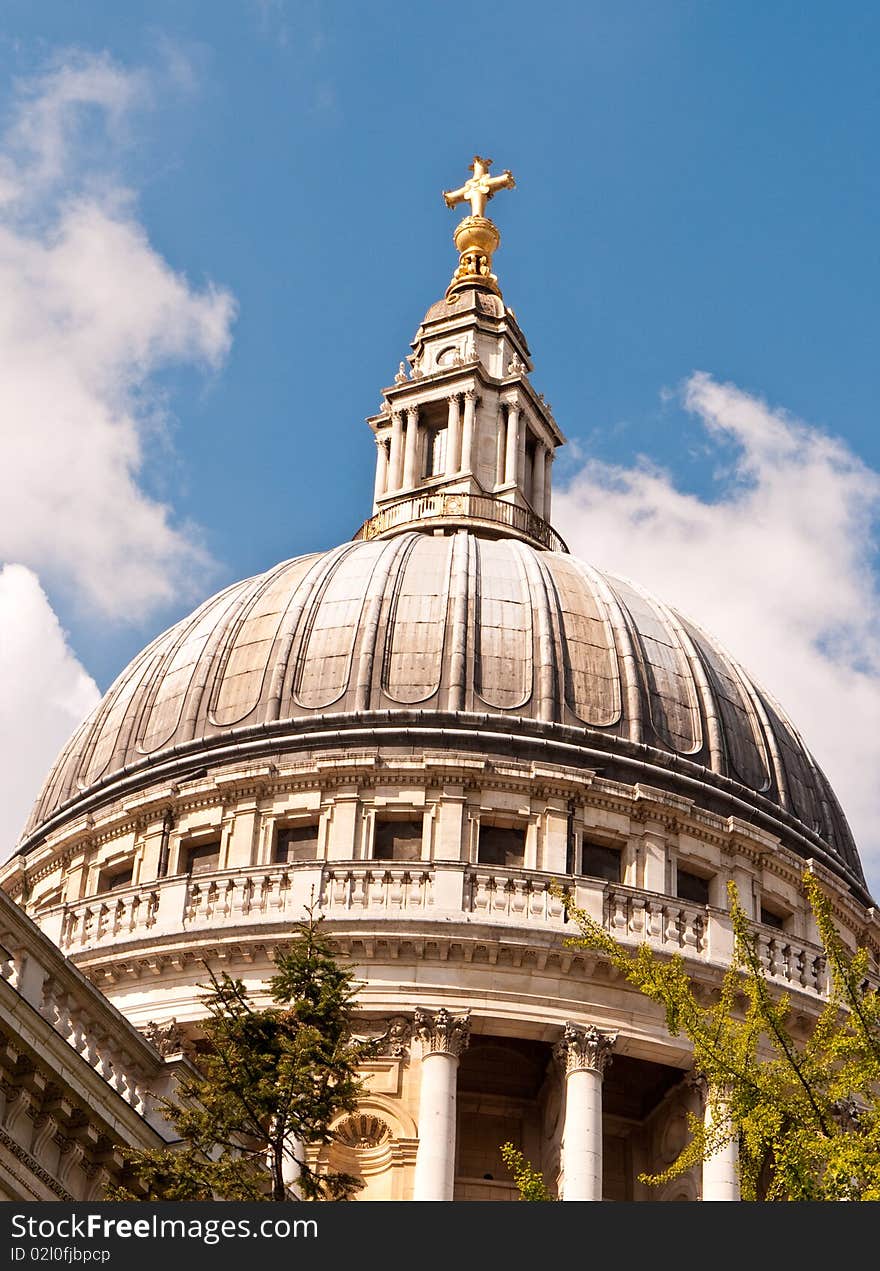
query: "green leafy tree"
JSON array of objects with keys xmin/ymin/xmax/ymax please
[
  {"xmin": 109, "ymin": 905, "xmax": 376, "ymax": 1201},
  {"xmin": 499, "ymin": 1142, "xmax": 553, "ymax": 1201},
  {"xmin": 559, "ymin": 870, "xmax": 880, "ymax": 1200}
]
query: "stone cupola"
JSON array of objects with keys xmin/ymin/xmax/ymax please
[{"xmin": 356, "ymin": 157, "xmax": 567, "ymax": 553}]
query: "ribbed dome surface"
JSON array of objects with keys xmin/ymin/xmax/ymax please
[{"xmin": 25, "ymin": 532, "xmax": 862, "ymax": 886}]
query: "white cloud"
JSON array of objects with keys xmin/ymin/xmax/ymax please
[
  {"xmin": 0, "ymin": 51, "xmax": 236, "ymax": 621},
  {"xmin": 0, "ymin": 51, "xmax": 237, "ymax": 852},
  {"xmin": 554, "ymin": 372, "xmax": 880, "ymax": 899},
  {"xmin": 0, "ymin": 565, "xmax": 100, "ymax": 853}
]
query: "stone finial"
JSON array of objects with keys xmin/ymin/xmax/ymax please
[
  {"xmin": 508, "ymin": 353, "xmax": 526, "ymax": 376},
  {"xmin": 555, "ymin": 1022, "xmax": 616, "ymax": 1076},
  {"xmin": 414, "ymin": 1006, "xmax": 470, "ymax": 1058},
  {"xmin": 394, "ymin": 362, "xmax": 408, "ymax": 384}
]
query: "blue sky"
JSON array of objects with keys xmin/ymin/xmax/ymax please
[{"xmin": 0, "ymin": 2, "xmax": 878, "ymax": 891}]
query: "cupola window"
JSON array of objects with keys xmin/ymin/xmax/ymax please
[
  {"xmin": 275, "ymin": 824, "xmax": 319, "ymax": 863},
  {"xmin": 423, "ymin": 423, "xmax": 447, "ymax": 479},
  {"xmin": 183, "ymin": 840, "xmax": 221, "ymax": 876},
  {"xmin": 580, "ymin": 841, "xmax": 622, "ymax": 883},
  {"xmin": 676, "ymin": 867, "xmax": 711, "ymax": 906},
  {"xmin": 760, "ymin": 905, "xmax": 787, "ymax": 931},
  {"xmin": 374, "ymin": 818, "xmax": 423, "ymax": 862},
  {"xmin": 99, "ymin": 864, "xmax": 133, "ymax": 893},
  {"xmin": 478, "ymin": 825, "xmax": 526, "ymax": 869}
]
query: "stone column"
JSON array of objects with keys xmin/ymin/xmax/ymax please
[
  {"xmin": 461, "ymin": 391, "xmax": 477, "ymax": 474},
  {"xmin": 282, "ymin": 1133, "xmax": 304, "ymax": 1199},
  {"xmin": 446, "ymin": 394, "xmax": 462, "ymax": 475},
  {"xmin": 543, "ymin": 450, "xmax": 554, "ymax": 521},
  {"xmin": 403, "ymin": 405, "xmax": 420, "ymax": 489},
  {"xmin": 495, "ymin": 408, "xmax": 506, "ymax": 485},
  {"xmin": 517, "ymin": 417, "xmax": 528, "ymax": 496},
  {"xmin": 696, "ymin": 1079, "xmax": 740, "ymax": 1201},
  {"xmin": 504, "ymin": 402, "xmax": 520, "ymax": 486},
  {"xmin": 555, "ymin": 1022, "xmax": 616, "ymax": 1201},
  {"xmin": 373, "ymin": 436, "xmax": 389, "ymax": 502},
  {"xmin": 412, "ymin": 1007, "xmax": 470, "ymax": 1200},
  {"xmin": 532, "ymin": 444, "xmax": 546, "ymax": 518},
  {"xmin": 389, "ymin": 412, "xmax": 404, "ymax": 491}
]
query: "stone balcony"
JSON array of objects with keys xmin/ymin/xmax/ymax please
[
  {"xmin": 353, "ymin": 491, "xmax": 569, "ymax": 553},
  {"xmin": 40, "ymin": 861, "xmax": 830, "ymax": 999}
]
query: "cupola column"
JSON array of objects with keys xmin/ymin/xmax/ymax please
[
  {"xmin": 504, "ymin": 402, "xmax": 520, "ymax": 486},
  {"xmin": 532, "ymin": 443, "xmax": 546, "ymax": 517},
  {"xmin": 446, "ymin": 394, "xmax": 462, "ymax": 475},
  {"xmin": 403, "ymin": 406, "xmax": 420, "ymax": 489},
  {"xmin": 412, "ymin": 1007, "xmax": 470, "ymax": 1200},
  {"xmin": 556, "ymin": 1023, "xmax": 616, "ymax": 1201},
  {"xmin": 461, "ymin": 390, "xmax": 477, "ymax": 474},
  {"xmin": 697, "ymin": 1079, "xmax": 741, "ymax": 1200},
  {"xmin": 389, "ymin": 412, "xmax": 405, "ymax": 491},
  {"xmin": 373, "ymin": 437, "xmax": 389, "ymax": 502},
  {"xmin": 543, "ymin": 451, "xmax": 554, "ymax": 521}
]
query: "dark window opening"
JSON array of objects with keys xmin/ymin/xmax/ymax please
[
  {"xmin": 275, "ymin": 825, "xmax": 319, "ymax": 863},
  {"xmin": 374, "ymin": 819, "xmax": 423, "ymax": 862},
  {"xmin": 100, "ymin": 866, "xmax": 133, "ymax": 892},
  {"xmin": 677, "ymin": 868, "xmax": 710, "ymax": 906},
  {"xmin": 184, "ymin": 841, "xmax": 221, "ymax": 876},
  {"xmin": 423, "ymin": 424, "xmax": 448, "ymax": 478},
  {"xmin": 760, "ymin": 907, "xmax": 786, "ymax": 930},
  {"xmin": 478, "ymin": 825, "xmax": 525, "ymax": 869},
  {"xmin": 580, "ymin": 841, "xmax": 622, "ymax": 883}
]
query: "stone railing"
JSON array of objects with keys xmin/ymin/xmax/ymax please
[
  {"xmin": 0, "ymin": 891, "xmax": 171, "ymax": 1122},
  {"xmin": 353, "ymin": 491, "xmax": 569, "ymax": 554},
  {"xmin": 39, "ymin": 863, "xmax": 831, "ymax": 997}
]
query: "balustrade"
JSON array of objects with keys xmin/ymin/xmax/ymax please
[
  {"xmin": 353, "ymin": 491, "xmax": 568, "ymax": 553},
  {"xmin": 32, "ymin": 867, "xmax": 837, "ymax": 1000}
]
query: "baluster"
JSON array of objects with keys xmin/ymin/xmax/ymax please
[
  {"xmin": 509, "ymin": 879, "xmax": 528, "ymax": 920},
  {"xmin": 682, "ymin": 907, "xmax": 699, "ymax": 949},
  {"xmin": 471, "ymin": 873, "xmax": 490, "ymax": 916},
  {"xmin": 646, "ymin": 901, "xmax": 664, "ymax": 941},
  {"xmin": 610, "ymin": 891, "xmax": 628, "ymax": 933},
  {"xmin": 389, "ymin": 871, "xmax": 405, "ymax": 910},
  {"xmin": 665, "ymin": 906, "xmax": 682, "ymax": 946}
]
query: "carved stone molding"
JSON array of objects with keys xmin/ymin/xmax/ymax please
[
  {"xmin": 413, "ymin": 1006, "xmax": 470, "ymax": 1058},
  {"xmin": 355, "ymin": 1015, "xmax": 412, "ymax": 1058},
  {"xmin": 141, "ymin": 1018, "xmax": 189, "ymax": 1058},
  {"xmin": 554, "ymin": 1022, "xmax": 616, "ymax": 1076},
  {"xmin": 334, "ymin": 1114, "xmax": 391, "ymax": 1149}
]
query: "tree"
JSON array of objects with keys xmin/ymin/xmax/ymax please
[
  {"xmin": 108, "ymin": 905, "xmax": 376, "ymax": 1201},
  {"xmin": 559, "ymin": 870, "xmax": 880, "ymax": 1200},
  {"xmin": 499, "ymin": 1142, "xmax": 553, "ymax": 1201}
]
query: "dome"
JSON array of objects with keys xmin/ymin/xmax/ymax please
[{"xmin": 22, "ymin": 530, "xmax": 864, "ymax": 896}]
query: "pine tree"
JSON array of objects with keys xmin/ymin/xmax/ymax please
[
  {"xmin": 560, "ymin": 870, "xmax": 880, "ymax": 1200},
  {"xmin": 108, "ymin": 905, "xmax": 376, "ymax": 1201}
]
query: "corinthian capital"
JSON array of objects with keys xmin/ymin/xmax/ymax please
[
  {"xmin": 555, "ymin": 1022, "xmax": 616, "ymax": 1076},
  {"xmin": 414, "ymin": 1006, "xmax": 470, "ymax": 1058}
]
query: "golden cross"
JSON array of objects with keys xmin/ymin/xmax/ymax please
[{"xmin": 443, "ymin": 155, "xmax": 515, "ymax": 218}]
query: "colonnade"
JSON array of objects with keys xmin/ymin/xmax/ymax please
[
  {"xmin": 376, "ymin": 394, "xmax": 478, "ymax": 498},
  {"xmin": 373, "ymin": 393, "xmax": 553, "ymax": 519},
  {"xmin": 409, "ymin": 1011, "xmax": 740, "ymax": 1201}
]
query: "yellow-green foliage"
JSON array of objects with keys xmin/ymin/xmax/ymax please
[
  {"xmin": 559, "ymin": 872, "xmax": 880, "ymax": 1201},
  {"xmin": 499, "ymin": 1142, "xmax": 553, "ymax": 1201}
]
